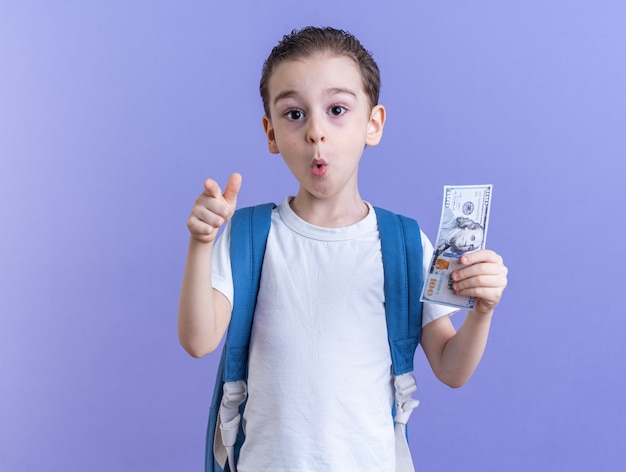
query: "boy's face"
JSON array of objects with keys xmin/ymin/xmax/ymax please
[{"xmin": 262, "ymin": 54, "xmax": 385, "ymax": 203}]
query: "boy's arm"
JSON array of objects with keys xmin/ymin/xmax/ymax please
[
  {"xmin": 420, "ymin": 249, "xmax": 508, "ymax": 388},
  {"xmin": 177, "ymin": 174, "xmax": 241, "ymax": 358}
]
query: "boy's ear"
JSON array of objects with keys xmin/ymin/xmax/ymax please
[
  {"xmin": 262, "ymin": 115, "xmax": 280, "ymax": 154},
  {"xmin": 365, "ymin": 104, "xmax": 386, "ymax": 146}
]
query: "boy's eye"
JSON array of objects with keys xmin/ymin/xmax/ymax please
[
  {"xmin": 328, "ymin": 105, "xmax": 346, "ymax": 116},
  {"xmin": 285, "ymin": 110, "xmax": 305, "ymax": 121}
]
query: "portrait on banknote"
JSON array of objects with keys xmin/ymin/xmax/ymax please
[{"xmin": 436, "ymin": 208, "xmax": 485, "ymax": 255}]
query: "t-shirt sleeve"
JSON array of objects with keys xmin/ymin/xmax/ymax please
[
  {"xmin": 420, "ymin": 230, "xmax": 459, "ymax": 326},
  {"xmin": 211, "ymin": 222, "xmax": 234, "ymax": 307}
]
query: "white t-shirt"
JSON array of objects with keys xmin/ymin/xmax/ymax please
[{"xmin": 211, "ymin": 198, "xmax": 454, "ymax": 472}]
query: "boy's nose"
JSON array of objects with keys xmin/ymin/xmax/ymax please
[{"xmin": 306, "ymin": 115, "xmax": 326, "ymax": 144}]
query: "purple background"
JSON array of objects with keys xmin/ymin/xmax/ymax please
[{"xmin": 1, "ymin": 1, "xmax": 624, "ymax": 471}]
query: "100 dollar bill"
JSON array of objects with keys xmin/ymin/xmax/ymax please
[{"xmin": 420, "ymin": 185, "xmax": 493, "ymax": 309}]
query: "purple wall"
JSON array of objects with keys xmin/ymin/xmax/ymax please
[{"xmin": 1, "ymin": 2, "xmax": 624, "ymax": 470}]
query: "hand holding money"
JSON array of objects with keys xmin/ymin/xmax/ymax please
[
  {"xmin": 421, "ymin": 185, "xmax": 500, "ymax": 309},
  {"xmin": 448, "ymin": 249, "xmax": 508, "ymax": 315}
]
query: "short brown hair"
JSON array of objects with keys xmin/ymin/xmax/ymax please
[{"xmin": 259, "ymin": 26, "xmax": 381, "ymax": 116}]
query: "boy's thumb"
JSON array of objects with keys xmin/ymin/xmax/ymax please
[{"xmin": 223, "ymin": 172, "xmax": 242, "ymax": 206}]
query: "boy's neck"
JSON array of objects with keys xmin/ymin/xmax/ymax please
[{"xmin": 289, "ymin": 193, "xmax": 369, "ymax": 228}]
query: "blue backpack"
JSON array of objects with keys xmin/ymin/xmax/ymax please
[{"xmin": 206, "ymin": 203, "xmax": 424, "ymax": 472}]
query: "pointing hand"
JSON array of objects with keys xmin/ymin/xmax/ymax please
[{"xmin": 187, "ymin": 173, "xmax": 242, "ymax": 243}]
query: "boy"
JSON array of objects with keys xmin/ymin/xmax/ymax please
[{"xmin": 179, "ymin": 26, "xmax": 508, "ymax": 471}]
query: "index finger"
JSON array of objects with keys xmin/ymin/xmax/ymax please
[
  {"xmin": 459, "ymin": 249, "xmax": 502, "ymax": 266},
  {"xmin": 203, "ymin": 179, "xmax": 223, "ymax": 199}
]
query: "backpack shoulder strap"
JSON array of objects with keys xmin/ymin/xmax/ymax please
[
  {"xmin": 374, "ymin": 207, "xmax": 424, "ymax": 472},
  {"xmin": 224, "ymin": 202, "xmax": 276, "ymax": 382},
  {"xmin": 373, "ymin": 207, "xmax": 424, "ymax": 376},
  {"xmin": 206, "ymin": 203, "xmax": 275, "ymax": 472}
]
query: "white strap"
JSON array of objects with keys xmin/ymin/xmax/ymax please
[
  {"xmin": 213, "ymin": 381, "xmax": 247, "ymax": 472},
  {"xmin": 214, "ymin": 376, "xmax": 417, "ymax": 471},
  {"xmin": 394, "ymin": 373, "xmax": 420, "ymax": 472}
]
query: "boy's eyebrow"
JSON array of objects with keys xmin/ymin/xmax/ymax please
[
  {"xmin": 273, "ymin": 87, "xmax": 358, "ymax": 106},
  {"xmin": 325, "ymin": 87, "xmax": 358, "ymax": 99},
  {"xmin": 273, "ymin": 90, "xmax": 299, "ymax": 106}
]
